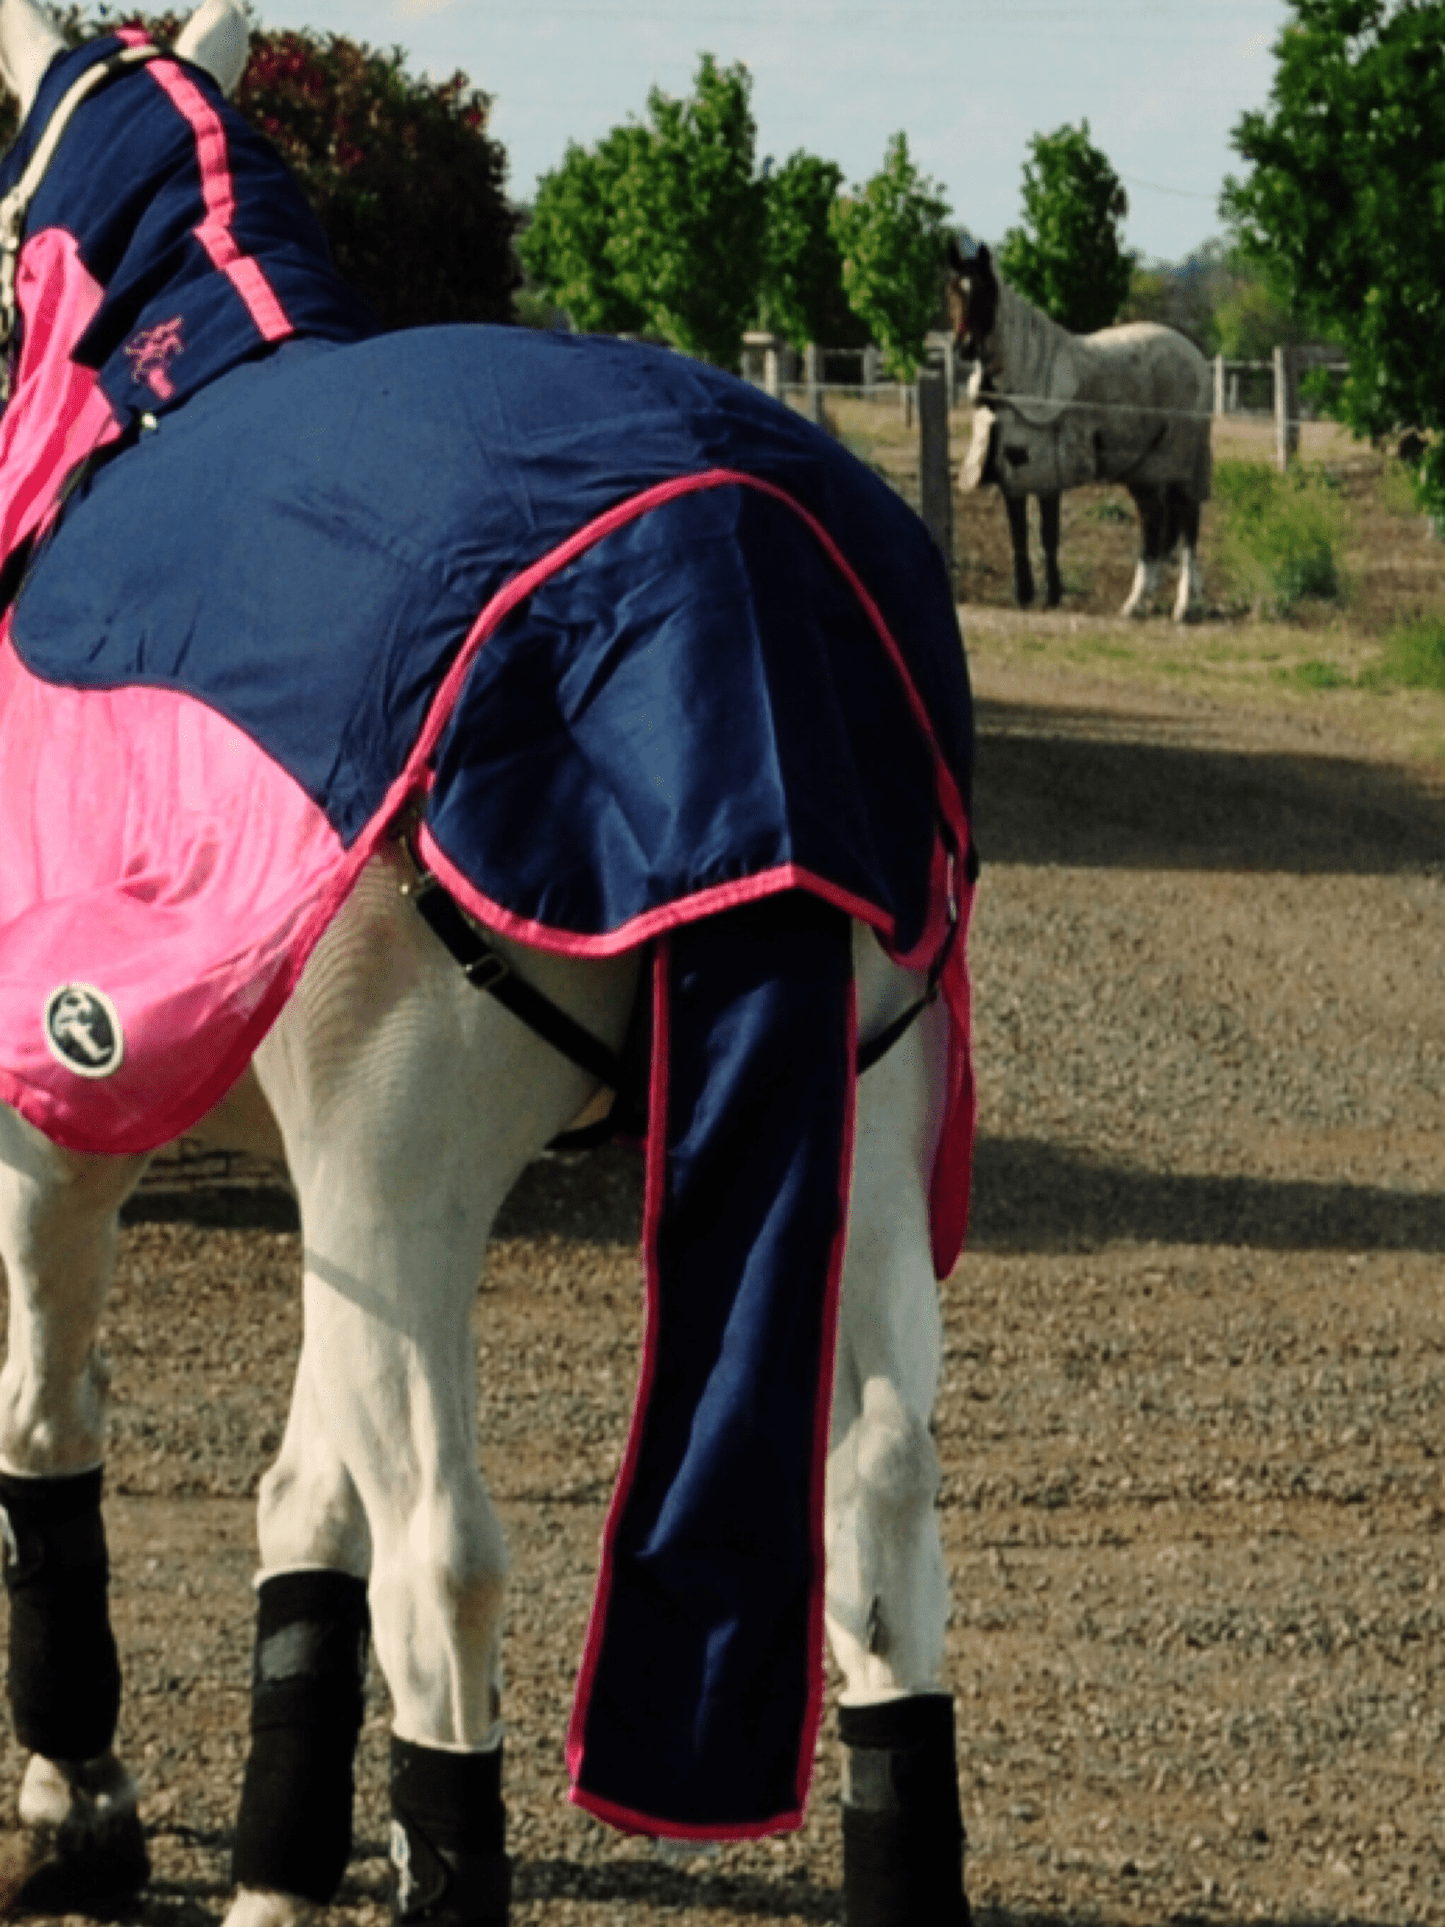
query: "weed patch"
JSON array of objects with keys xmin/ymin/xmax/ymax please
[
  {"xmin": 1370, "ymin": 614, "xmax": 1445, "ymax": 692},
  {"xmin": 1214, "ymin": 459, "xmax": 1346, "ymax": 616},
  {"xmin": 1088, "ymin": 497, "xmax": 1132, "ymax": 525},
  {"xmin": 1276, "ymin": 658, "xmax": 1350, "ymax": 691}
]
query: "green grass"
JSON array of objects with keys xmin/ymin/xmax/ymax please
[
  {"xmin": 1278, "ymin": 658, "xmax": 1351, "ymax": 691},
  {"xmin": 1087, "ymin": 497, "xmax": 1132, "ymax": 525},
  {"xmin": 1370, "ymin": 614, "xmax": 1445, "ymax": 692},
  {"xmin": 1214, "ymin": 459, "xmax": 1346, "ymax": 616}
]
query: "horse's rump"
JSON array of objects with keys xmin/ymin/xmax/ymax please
[{"xmin": 0, "ymin": 326, "xmax": 972, "ymax": 1164}]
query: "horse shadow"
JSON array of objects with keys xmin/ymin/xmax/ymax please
[
  {"xmin": 970, "ymin": 1137, "xmax": 1445, "ymax": 1254},
  {"xmin": 973, "ymin": 698, "xmax": 1445, "ymax": 876},
  {"xmin": 122, "ymin": 1138, "xmax": 645, "ymax": 1242}
]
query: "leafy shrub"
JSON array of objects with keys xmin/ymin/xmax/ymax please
[
  {"xmin": 1372, "ymin": 615, "xmax": 1445, "ymax": 693},
  {"xmin": 1213, "ymin": 458, "xmax": 1345, "ymax": 616}
]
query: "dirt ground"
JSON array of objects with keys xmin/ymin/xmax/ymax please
[{"xmin": 5, "ymin": 545, "xmax": 1445, "ymax": 1925}]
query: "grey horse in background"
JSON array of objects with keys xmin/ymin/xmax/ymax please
[{"xmin": 947, "ymin": 241, "xmax": 1212, "ymax": 622}]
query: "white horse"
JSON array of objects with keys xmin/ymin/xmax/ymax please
[
  {"xmin": 0, "ymin": 6, "xmax": 975, "ymax": 1925},
  {"xmin": 948, "ymin": 240, "xmax": 1212, "ymax": 623}
]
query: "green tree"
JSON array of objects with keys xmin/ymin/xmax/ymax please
[
  {"xmin": 996, "ymin": 120, "xmax": 1132, "ymax": 333},
  {"xmin": 2, "ymin": 9, "xmax": 517, "ymax": 328},
  {"xmin": 1212, "ymin": 278, "xmax": 1312, "ymax": 360},
  {"xmin": 1222, "ymin": 0, "xmax": 1445, "ymax": 511},
  {"xmin": 519, "ymin": 127, "xmax": 651, "ymax": 336},
  {"xmin": 830, "ymin": 131, "xmax": 950, "ymax": 379},
  {"xmin": 758, "ymin": 150, "xmax": 866, "ymax": 348},
  {"xmin": 521, "ymin": 54, "xmax": 765, "ymax": 364},
  {"xmin": 608, "ymin": 54, "xmax": 766, "ymax": 364}
]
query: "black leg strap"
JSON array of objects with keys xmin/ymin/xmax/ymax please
[
  {"xmin": 840, "ymin": 1695, "xmax": 970, "ymax": 1927},
  {"xmin": 232, "ymin": 1569, "xmax": 370, "ymax": 1903},
  {"xmin": 0, "ymin": 1467, "xmax": 121, "ymax": 1761},
  {"xmin": 400, "ymin": 839, "xmax": 624, "ymax": 1092},
  {"xmin": 391, "ymin": 1737, "xmax": 510, "ymax": 1925}
]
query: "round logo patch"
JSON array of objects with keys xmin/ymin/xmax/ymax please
[{"xmin": 43, "ymin": 984, "xmax": 124, "ymax": 1079}]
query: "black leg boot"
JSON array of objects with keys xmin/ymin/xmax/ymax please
[
  {"xmin": 0, "ymin": 1467, "xmax": 148, "ymax": 1909},
  {"xmin": 840, "ymin": 1695, "xmax": 971, "ymax": 1927},
  {"xmin": 231, "ymin": 1569, "xmax": 370, "ymax": 1903},
  {"xmin": 391, "ymin": 1735, "xmax": 511, "ymax": 1926}
]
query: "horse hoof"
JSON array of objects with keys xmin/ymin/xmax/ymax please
[{"xmin": 0, "ymin": 1808, "xmax": 149, "ymax": 1915}]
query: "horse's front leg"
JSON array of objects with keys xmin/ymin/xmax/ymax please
[
  {"xmin": 227, "ymin": 851, "xmax": 635, "ymax": 1927},
  {"xmin": 826, "ymin": 933, "xmax": 969, "ymax": 1927},
  {"xmin": 1002, "ymin": 491, "xmax": 1035, "ymax": 608},
  {"xmin": 0, "ymin": 1109, "xmax": 151, "ymax": 1913},
  {"xmin": 1038, "ymin": 490, "xmax": 1063, "ymax": 608}
]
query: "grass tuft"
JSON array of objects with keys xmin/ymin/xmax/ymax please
[
  {"xmin": 1282, "ymin": 659, "xmax": 1351, "ymax": 690},
  {"xmin": 1214, "ymin": 459, "xmax": 1346, "ymax": 616},
  {"xmin": 1370, "ymin": 615, "xmax": 1445, "ymax": 692}
]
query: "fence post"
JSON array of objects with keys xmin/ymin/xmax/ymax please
[
  {"xmin": 863, "ymin": 344, "xmax": 880, "ymax": 396},
  {"xmin": 1213, "ymin": 353, "xmax": 1226, "ymax": 418},
  {"xmin": 918, "ymin": 363, "xmax": 952, "ymax": 579},
  {"xmin": 805, "ymin": 342, "xmax": 826, "ymax": 426},
  {"xmin": 1274, "ymin": 344, "xmax": 1300, "ymax": 470}
]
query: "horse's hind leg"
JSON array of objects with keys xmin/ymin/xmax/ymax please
[
  {"xmin": 0, "ymin": 1111, "xmax": 151, "ymax": 1914},
  {"xmin": 1166, "ymin": 484, "xmax": 1204, "ymax": 623},
  {"xmin": 1120, "ymin": 483, "xmax": 1166, "ymax": 617},
  {"xmin": 229, "ymin": 851, "xmax": 635, "ymax": 1927},
  {"xmin": 1038, "ymin": 490, "xmax": 1064, "ymax": 607},
  {"xmin": 1003, "ymin": 492, "xmax": 1035, "ymax": 607},
  {"xmin": 826, "ymin": 932, "xmax": 968, "ymax": 1926}
]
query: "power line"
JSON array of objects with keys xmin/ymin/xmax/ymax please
[{"xmin": 1121, "ymin": 173, "xmax": 1223, "ymax": 202}]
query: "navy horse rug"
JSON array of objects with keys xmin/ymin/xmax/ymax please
[{"xmin": 0, "ymin": 35, "xmax": 977, "ymax": 1838}]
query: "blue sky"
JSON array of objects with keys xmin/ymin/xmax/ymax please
[{"xmin": 249, "ymin": 0, "xmax": 1293, "ymax": 265}]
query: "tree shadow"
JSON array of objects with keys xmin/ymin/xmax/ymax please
[
  {"xmin": 974, "ymin": 698, "xmax": 1445, "ymax": 875},
  {"xmin": 971, "ymin": 1135, "xmax": 1445, "ymax": 1253}
]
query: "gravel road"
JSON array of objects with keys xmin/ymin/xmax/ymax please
[{"xmin": 4, "ymin": 638, "xmax": 1444, "ymax": 1927}]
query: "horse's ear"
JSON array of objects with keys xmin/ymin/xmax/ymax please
[
  {"xmin": 946, "ymin": 236, "xmax": 968, "ymax": 276},
  {"xmin": 173, "ymin": 0, "xmax": 249, "ymax": 96},
  {"xmin": 0, "ymin": 0, "xmax": 64, "ymax": 119}
]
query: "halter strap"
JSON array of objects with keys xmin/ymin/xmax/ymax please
[{"xmin": 0, "ymin": 44, "xmax": 161, "ymax": 399}]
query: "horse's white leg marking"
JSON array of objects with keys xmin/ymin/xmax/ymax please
[
  {"xmin": 172, "ymin": 0, "xmax": 250, "ymax": 98},
  {"xmin": 1172, "ymin": 538, "xmax": 1205, "ymax": 624},
  {"xmin": 0, "ymin": 0, "xmax": 64, "ymax": 118},
  {"xmin": 1120, "ymin": 557, "xmax": 1161, "ymax": 619},
  {"xmin": 825, "ymin": 930, "xmax": 950, "ymax": 1705},
  {"xmin": 250, "ymin": 847, "xmax": 637, "ymax": 1751},
  {"xmin": 0, "ymin": 1109, "xmax": 148, "ymax": 1478}
]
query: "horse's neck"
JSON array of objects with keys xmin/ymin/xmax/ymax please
[{"xmin": 984, "ymin": 281, "xmax": 1080, "ymax": 423}]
